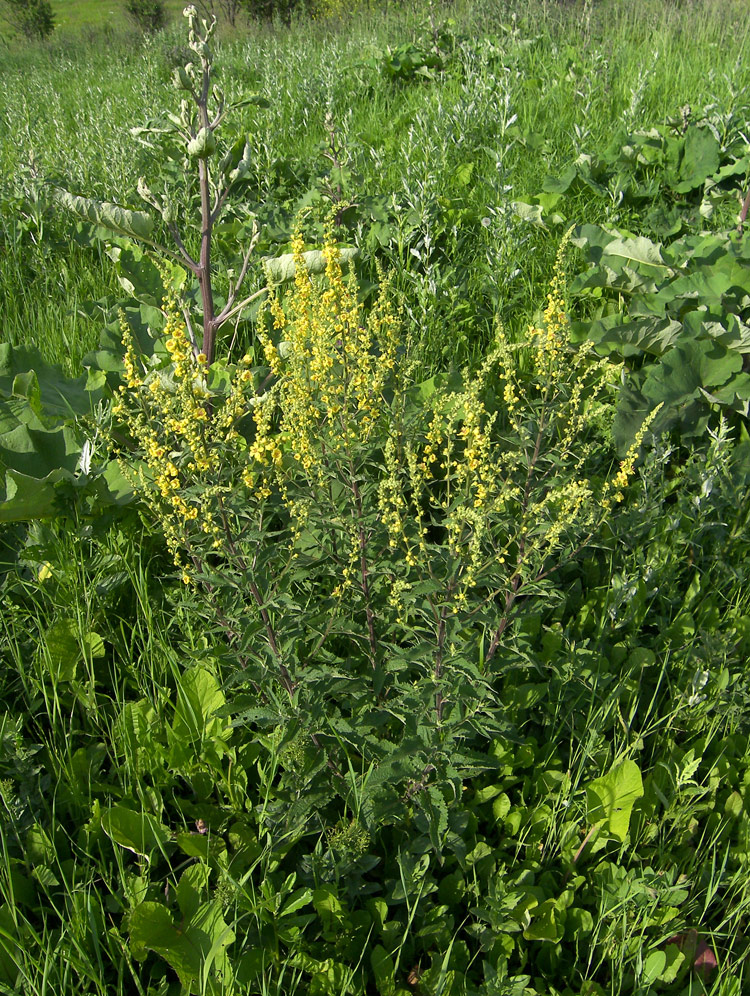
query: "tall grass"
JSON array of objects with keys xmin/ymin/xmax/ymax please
[{"xmin": 2, "ymin": 0, "xmax": 749, "ymax": 368}]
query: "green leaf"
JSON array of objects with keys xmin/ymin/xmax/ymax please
[
  {"xmin": 612, "ymin": 377, "xmax": 658, "ymax": 455},
  {"xmin": 0, "ymin": 904, "xmax": 22, "ymax": 987},
  {"xmin": 38, "ymin": 618, "xmax": 80, "ymax": 682},
  {"xmin": 107, "ymin": 243, "xmax": 168, "ymax": 306},
  {"xmin": 596, "ymin": 316, "xmax": 684, "ymax": 357},
  {"xmin": 313, "ymin": 886, "xmax": 347, "ymax": 935},
  {"xmin": 264, "ymin": 247, "xmax": 357, "ymax": 284},
  {"xmin": 0, "ymin": 466, "xmax": 75, "ymax": 522},
  {"xmin": 453, "ymin": 161, "xmax": 474, "ymax": 187},
  {"xmin": 660, "ymin": 944, "xmax": 686, "ymax": 984},
  {"xmin": 170, "ymin": 667, "xmax": 229, "ymax": 747},
  {"xmin": 51, "ymin": 189, "xmax": 155, "ymax": 241},
  {"xmin": 600, "ymin": 235, "xmax": 670, "ymax": 273},
  {"xmin": 642, "ymin": 950, "xmax": 667, "ymax": 985},
  {"xmin": 642, "ymin": 339, "xmax": 742, "ymax": 408},
  {"xmin": 370, "ymin": 945, "xmax": 396, "ymax": 996},
  {"xmin": 101, "ymin": 805, "xmax": 170, "ymax": 859},
  {"xmin": 586, "ymin": 759, "xmax": 643, "ymax": 842},
  {"xmin": 0, "ymin": 344, "xmax": 98, "ymax": 419},
  {"xmin": 512, "ymin": 201, "xmax": 548, "ymax": 229},
  {"xmin": 523, "ymin": 898, "xmax": 564, "ymax": 943},
  {"xmin": 675, "ymin": 126, "xmax": 721, "ymax": 192},
  {"xmin": 128, "ymin": 883, "xmax": 235, "ymax": 992}
]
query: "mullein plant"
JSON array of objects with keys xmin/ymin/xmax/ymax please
[
  {"xmin": 110, "ymin": 222, "xmax": 661, "ymax": 737},
  {"xmin": 91, "ymin": 1, "xmax": 663, "ymax": 781}
]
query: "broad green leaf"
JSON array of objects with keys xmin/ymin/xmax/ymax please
[
  {"xmin": 313, "ymin": 886, "xmax": 347, "ymax": 935},
  {"xmin": 566, "ymin": 907, "xmax": 594, "ymax": 936},
  {"xmin": 600, "ymin": 235, "xmax": 670, "ymax": 274},
  {"xmin": 0, "ymin": 466, "xmax": 77, "ymax": 522},
  {"xmin": 596, "ymin": 317, "xmax": 684, "ymax": 357},
  {"xmin": 675, "ymin": 126, "xmax": 720, "ymax": 192},
  {"xmin": 642, "ymin": 950, "xmax": 667, "ymax": 985},
  {"xmin": 279, "ymin": 887, "xmax": 313, "ymax": 917},
  {"xmin": 171, "ymin": 666, "xmax": 228, "ymax": 747},
  {"xmin": 371, "ymin": 945, "xmax": 396, "ymax": 996},
  {"xmin": 101, "ymin": 804, "xmax": 170, "ymax": 859},
  {"xmin": 542, "ymin": 165, "xmax": 578, "ymax": 195},
  {"xmin": 129, "ymin": 900, "xmax": 234, "ymax": 990},
  {"xmin": 264, "ymin": 247, "xmax": 357, "ymax": 284},
  {"xmin": 660, "ymin": 944, "xmax": 686, "ymax": 984},
  {"xmin": 38, "ymin": 618, "xmax": 80, "ymax": 682},
  {"xmin": 512, "ymin": 201, "xmax": 547, "ymax": 228},
  {"xmin": 107, "ymin": 243, "xmax": 166, "ymax": 306},
  {"xmin": 453, "ymin": 161, "xmax": 474, "ymax": 186},
  {"xmin": 523, "ymin": 898, "xmax": 564, "ymax": 943},
  {"xmin": 175, "ymin": 832, "xmax": 227, "ymax": 861},
  {"xmin": 0, "ymin": 344, "xmax": 98, "ymax": 418},
  {"xmin": 286, "ymin": 952, "xmax": 360, "ymax": 995},
  {"xmin": 586, "ymin": 759, "xmax": 643, "ymax": 842},
  {"xmin": 101, "ymin": 460, "xmax": 136, "ymax": 505},
  {"xmin": 642, "ymin": 339, "xmax": 742, "ymax": 409},
  {"xmin": 52, "ymin": 189, "xmax": 155, "ymax": 241}
]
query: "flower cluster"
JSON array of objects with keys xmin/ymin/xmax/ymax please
[
  {"xmin": 111, "ymin": 271, "xmax": 262, "ymax": 582},
  {"xmin": 376, "ymin": 230, "xmax": 655, "ymax": 621},
  {"xmin": 250, "ymin": 220, "xmax": 401, "ymax": 563},
  {"xmin": 603, "ymin": 402, "xmax": 664, "ymax": 507}
]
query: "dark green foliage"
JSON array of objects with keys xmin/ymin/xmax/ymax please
[
  {"xmin": 2, "ymin": 1, "xmax": 750, "ymax": 992},
  {"xmin": 0, "ymin": 0, "xmax": 54, "ymax": 39},
  {"xmin": 124, "ymin": 0, "xmax": 165, "ymax": 34},
  {"xmin": 238, "ymin": 0, "xmax": 301, "ymax": 24}
]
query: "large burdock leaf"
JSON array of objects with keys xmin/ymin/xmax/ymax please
[
  {"xmin": 0, "ymin": 345, "xmax": 98, "ymax": 419},
  {"xmin": 675, "ymin": 126, "xmax": 721, "ymax": 193},
  {"xmin": 598, "ymin": 235, "xmax": 671, "ymax": 275},
  {"xmin": 51, "ymin": 189, "xmax": 155, "ymax": 241},
  {"xmin": 0, "ymin": 466, "xmax": 75, "ymax": 522},
  {"xmin": 642, "ymin": 339, "xmax": 742, "ymax": 409},
  {"xmin": 586, "ymin": 759, "xmax": 643, "ymax": 842}
]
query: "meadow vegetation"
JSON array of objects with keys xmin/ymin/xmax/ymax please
[{"xmin": 1, "ymin": 1, "xmax": 750, "ymax": 994}]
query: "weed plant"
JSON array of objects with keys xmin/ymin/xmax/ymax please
[{"xmin": 1, "ymin": 1, "xmax": 750, "ymax": 994}]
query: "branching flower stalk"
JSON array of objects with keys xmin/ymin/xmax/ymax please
[{"xmin": 111, "ymin": 220, "xmax": 661, "ymax": 732}]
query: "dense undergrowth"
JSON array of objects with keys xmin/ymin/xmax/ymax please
[{"xmin": 1, "ymin": 1, "xmax": 750, "ymax": 994}]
